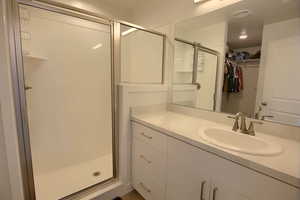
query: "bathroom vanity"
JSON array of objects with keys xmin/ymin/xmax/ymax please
[{"xmin": 131, "ymin": 107, "xmax": 300, "ymax": 200}]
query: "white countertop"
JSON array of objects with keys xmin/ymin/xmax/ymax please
[{"xmin": 131, "ymin": 110, "xmax": 300, "ymax": 189}]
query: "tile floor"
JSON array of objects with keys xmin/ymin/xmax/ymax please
[{"xmin": 122, "ymin": 190, "xmax": 144, "ymax": 200}]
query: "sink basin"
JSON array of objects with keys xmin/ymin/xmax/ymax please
[{"xmin": 200, "ymin": 128, "xmax": 283, "ymax": 156}]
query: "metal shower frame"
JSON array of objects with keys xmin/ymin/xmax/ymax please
[{"xmin": 173, "ymin": 37, "xmax": 220, "ymax": 111}]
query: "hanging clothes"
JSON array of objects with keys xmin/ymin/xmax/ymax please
[{"xmin": 223, "ymin": 58, "xmax": 244, "ymax": 93}]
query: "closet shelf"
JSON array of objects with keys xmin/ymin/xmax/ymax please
[{"xmin": 237, "ymin": 59, "xmax": 260, "ymax": 63}]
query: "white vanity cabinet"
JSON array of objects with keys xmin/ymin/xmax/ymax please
[
  {"xmin": 167, "ymin": 136, "xmax": 300, "ymax": 200},
  {"xmin": 131, "ymin": 122, "xmax": 167, "ymax": 200},
  {"xmin": 131, "ymin": 122, "xmax": 300, "ymax": 200}
]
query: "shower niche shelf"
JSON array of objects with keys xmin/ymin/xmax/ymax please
[{"xmin": 23, "ymin": 51, "xmax": 48, "ymax": 61}]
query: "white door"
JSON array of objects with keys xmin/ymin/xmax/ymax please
[{"xmin": 259, "ymin": 19, "xmax": 300, "ymax": 126}]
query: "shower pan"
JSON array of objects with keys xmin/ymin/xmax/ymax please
[{"xmin": 9, "ymin": 1, "xmax": 117, "ymax": 199}]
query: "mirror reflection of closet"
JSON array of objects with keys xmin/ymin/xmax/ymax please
[{"xmin": 221, "ymin": 25, "xmax": 262, "ymax": 118}]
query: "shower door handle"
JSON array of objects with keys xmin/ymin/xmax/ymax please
[
  {"xmin": 192, "ymin": 82, "xmax": 201, "ymax": 90},
  {"xmin": 25, "ymin": 85, "xmax": 32, "ymax": 90}
]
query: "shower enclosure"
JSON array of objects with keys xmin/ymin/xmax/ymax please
[
  {"xmin": 10, "ymin": 1, "xmax": 116, "ymax": 199},
  {"xmin": 8, "ymin": 0, "xmax": 166, "ymax": 199}
]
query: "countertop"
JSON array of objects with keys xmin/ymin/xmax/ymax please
[{"xmin": 131, "ymin": 109, "xmax": 300, "ymax": 189}]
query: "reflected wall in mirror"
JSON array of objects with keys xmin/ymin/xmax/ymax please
[
  {"xmin": 171, "ymin": 0, "xmax": 300, "ymax": 126},
  {"xmin": 120, "ymin": 24, "xmax": 165, "ymax": 84},
  {"xmin": 172, "ymin": 39, "xmax": 218, "ymax": 110}
]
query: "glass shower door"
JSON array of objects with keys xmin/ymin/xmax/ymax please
[{"xmin": 19, "ymin": 4, "xmax": 114, "ymax": 200}]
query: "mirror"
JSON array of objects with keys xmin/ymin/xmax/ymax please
[
  {"xmin": 172, "ymin": 0, "xmax": 300, "ymax": 126},
  {"xmin": 120, "ymin": 23, "xmax": 165, "ymax": 84}
]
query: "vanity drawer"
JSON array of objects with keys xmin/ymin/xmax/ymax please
[
  {"xmin": 133, "ymin": 172, "xmax": 165, "ymax": 200},
  {"xmin": 132, "ymin": 139, "xmax": 166, "ymax": 200},
  {"xmin": 132, "ymin": 122, "xmax": 167, "ymax": 152},
  {"xmin": 132, "ymin": 138, "xmax": 166, "ymax": 182}
]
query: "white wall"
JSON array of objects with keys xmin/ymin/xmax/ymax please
[{"xmin": 121, "ymin": 29, "xmax": 164, "ymax": 83}]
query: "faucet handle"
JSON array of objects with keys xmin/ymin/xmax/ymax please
[
  {"xmin": 247, "ymin": 120, "xmax": 263, "ymax": 136},
  {"xmin": 232, "ymin": 119, "xmax": 239, "ymax": 131},
  {"xmin": 227, "ymin": 115, "xmax": 239, "ymax": 131},
  {"xmin": 227, "ymin": 115, "xmax": 235, "ymax": 119}
]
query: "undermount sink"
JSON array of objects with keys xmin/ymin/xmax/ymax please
[{"xmin": 200, "ymin": 128, "xmax": 283, "ymax": 156}]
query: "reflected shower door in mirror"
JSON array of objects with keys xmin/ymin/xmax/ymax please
[
  {"xmin": 120, "ymin": 23, "xmax": 165, "ymax": 84},
  {"xmin": 171, "ymin": 0, "xmax": 300, "ymax": 127},
  {"xmin": 172, "ymin": 39, "xmax": 219, "ymax": 111},
  {"xmin": 19, "ymin": 4, "xmax": 114, "ymax": 200}
]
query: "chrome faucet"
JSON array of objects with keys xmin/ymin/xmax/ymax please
[
  {"xmin": 228, "ymin": 112, "xmax": 263, "ymax": 136},
  {"xmin": 233, "ymin": 112, "xmax": 248, "ymax": 133}
]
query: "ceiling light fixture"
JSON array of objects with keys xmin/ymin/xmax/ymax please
[
  {"xmin": 121, "ymin": 28, "xmax": 137, "ymax": 36},
  {"xmin": 239, "ymin": 34, "xmax": 248, "ymax": 40}
]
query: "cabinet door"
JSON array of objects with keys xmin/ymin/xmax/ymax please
[
  {"xmin": 166, "ymin": 137, "xmax": 211, "ymax": 200},
  {"xmin": 210, "ymin": 153, "xmax": 300, "ymax": 200}
]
